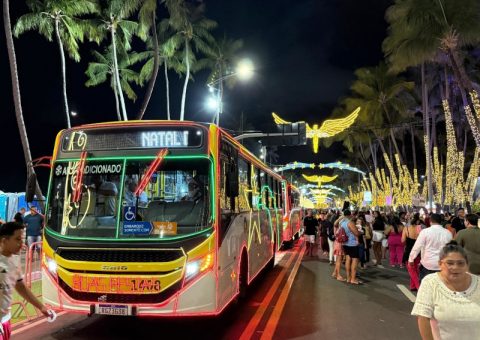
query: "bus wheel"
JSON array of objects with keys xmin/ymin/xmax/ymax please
[{"xmin": 238, "ymin": 252, "xmax": 248, "ymax": 299}]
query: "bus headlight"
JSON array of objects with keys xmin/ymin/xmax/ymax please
[
  {"xmin": 185, "ymin": 253, "xmax": 213, "ymax": 282},
  {"xmin": 44, "ymin": 255, "xmax": 58, "ymax": 277}
]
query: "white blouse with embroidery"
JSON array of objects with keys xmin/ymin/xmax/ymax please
[{"xmin": 412, "ymin": 273, "xmax": 480, "ymax": 340}]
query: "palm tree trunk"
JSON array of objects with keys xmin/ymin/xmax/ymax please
[
  {"xmin": 55, "ymin": 18, "xmax": 71, "ymax": 128},
  {"xmin": 358, "ymin": 143, "xmax": 370, "ymax": 172},
  {"xmin": 111, "ymin": 26, "xmax": 128, "ymax": 121},
  {"xmin": 136, "ymin": 12, "xmax": 159, "ymax": 120},
  {"xmin": 368, "ymin": 139, "xmax": 378, "ymax": 171},
  {"xmin": 444, "ymin": 65, "xmax": 449, "ymax": 101},
  {"xmin": 180, "ymin": 40, "xmax": 190, "ymax": 121},
  {"xmin": 410, "ymin": 125, "xmax": 417, "ymax": 170},
  {"xmin": 422, "ymin": 63, "xmax": 434, "ymax": 210},
  {"xmin": 164, "ymin": 59, "xmax": 170, "ymax": 120},
  {"xmin": 3, "ymin": 0, "xmax": 43, "ymax": 204},
  {"xmin": 384, "ymin": 105, "xmax": 404, "ymax": 164},
  {"xmin": 113, "ymin": 81, "xmax": 121, "ymax": 121},
  {"xmin": 216, "ymin": 77, "xmax": 224, "ymax": 125},
  {"xmin": 374, "ymin": 133, "xmax": 387, "ymax": 155},
  {"xmin": 431, "ymin": 109, "xmax": 437, "ymax": 148}
]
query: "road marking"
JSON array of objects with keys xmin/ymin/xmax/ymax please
[
  {"xmin": 260, "ymin": 245, "xmax": 305, "ymax": 340},
  {"xmin": 239, "ymin": 248, "xmax": 300, "ymax": 340},
  {"xmin": 12, "ymin": 311, "xmax": 68, "ymax": 335},
  {"xmin": 397, "ymin": 284, "xmax": 416, "ymax": 303}
]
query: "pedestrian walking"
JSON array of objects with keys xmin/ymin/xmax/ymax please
[
  {"xmin": 402, "ymin": 216, "xmax": 421, "ymax": 291},
  {"xmin": 411, "ymin": 241, "xmax": 480, "ymax": 340},
  {"xmin": 319, "ymin": 212, "xmax": 331, "ymax": 257},
  {"xmin": 355, "ymin": 216, "xmax": 367, "ymax": 269},
  {"xmin": 23, "ymin": 206, "xmax": 44, "ymax": 252},
  {"xmin": 408, "ymin": 214, "xmax": 452, "ymax": 283},
  {"xmin": 325, "ymin": 213, "xmax": 336, "ymax": 265},
  {"xmin": 341, "ymin": 210, "xmax": 361, "ymax": 285},
  {"xmin": 0, "ymin": 222, "xmax": 50, "ymax": 339},
  {"xmin": 451, "ymin": 208, "xmax": 466, "ymax": 233},
  {"xmin": 455, "ymin": 213, "xmax": 480, "ymax": 275},
  {"xmin": 363, "ymin": 214, "xmax": 373, "ymax": 264},
  {"xmin": 13, "ymin": 208, "xmax": 25, "ymax": 224},
  {"xmin": 385, "ymin": 217, "xmax": 404, "ymax": 267},
  {"xmin": 371, "ymin": 211, "xmax": 385, "ymax": 266},
  {"xmin": 303, "ymin": 210, "xmax": 318, "ymax": 257},
  {"xmin": 331, "ymin": 215, "xmax": 346, "ymax": 281}
]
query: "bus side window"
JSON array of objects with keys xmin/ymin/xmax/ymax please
[
  {"xmin": 238, "ymin": 158, "xmax": 250, "ymax": 212},
  {"xmin": 247, "ymin": 163, "xmax": 253, "ymax": 210}
]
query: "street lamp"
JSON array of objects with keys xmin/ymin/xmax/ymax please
[{"xmin": 206, "ymin": 58, "xmax": 254, "ymax": 126}]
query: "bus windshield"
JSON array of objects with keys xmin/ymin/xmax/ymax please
[{"xmin": 47, "ymin": 158, "xmax": 211, "ymax": 239}]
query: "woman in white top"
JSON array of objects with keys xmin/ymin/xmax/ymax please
[{"xmin": 411, "ymin": 241, "xmax": 480, "ymax": 340}]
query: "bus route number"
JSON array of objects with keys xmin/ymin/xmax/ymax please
[{"xmin": 130, "ymin": 278, "xmax": 161, "ymax": 292}]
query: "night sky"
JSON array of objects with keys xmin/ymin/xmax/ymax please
[{"xmin": 0, "ymin": 0, "xmax": 392, "ymax": 192}]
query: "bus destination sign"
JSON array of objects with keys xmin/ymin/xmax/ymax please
[
  {"xmin": 141, "ymin": 130, "xmax": 189, "ymax": 148},
  {"xmin": 62, "ymin": 126, "xmax": 203, "ymax": 152}
]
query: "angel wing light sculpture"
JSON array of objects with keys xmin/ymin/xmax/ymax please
[{"xmin": 272, "ymin": 107, "xmax": 360, "ymax": 153}]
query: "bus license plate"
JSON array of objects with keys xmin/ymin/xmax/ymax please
[{"xmin": 95, "ymin": 304, "xmax": 131, "ymax": 316}]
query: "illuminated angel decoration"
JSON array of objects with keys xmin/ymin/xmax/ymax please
[
  {"xmin": 272, "ymin": 107, "xmax": 361, "ymax": 153},
  {"xmin": 302, "ymin": 174, "xmax": 338, "ymax": 186}
]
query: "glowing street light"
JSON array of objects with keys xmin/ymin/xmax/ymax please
[
  {"xmin": 206, "ymin": 96, "xmax": 220, "ymax": 112},
  {"xmin": 236, "ymin": 59, "xmax": 254, "ymax": 81},
  {"xmin": 70, "ymin": 111, "xmax": 78, "ymax": 117},
  {"xmin": 207, "ymin": 58, "xmax": 255, "ymax": 126}
]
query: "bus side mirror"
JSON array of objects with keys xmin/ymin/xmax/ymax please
[
  {"xmin": 26, "ymin": 173, "xmax": 37, "ymax": 203},
  {"xmin": 226, "ymin": 169, "xmax": 239, "ymax": 198}
]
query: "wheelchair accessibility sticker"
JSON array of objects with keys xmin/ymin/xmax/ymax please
[{"xmin": 123, "ymin": 206, "xmax": 137, "ymax": 221}]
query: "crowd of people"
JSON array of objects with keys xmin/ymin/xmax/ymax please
[{"xmin": 303, "ymin": 207, "xmax": 480, "ymax": 339}]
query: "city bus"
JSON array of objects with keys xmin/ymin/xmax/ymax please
[
  {"xmin": 281, "ymin": 184, "xmax": 302, "ymax": 248},
  {"xmin": 41, "ymin": 121, "xmax": 291, "ymax": 317}
]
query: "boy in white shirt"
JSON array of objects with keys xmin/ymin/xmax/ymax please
[{"xmin": 0, "ymin": 222, "xmax": 49, "ymax": 339}]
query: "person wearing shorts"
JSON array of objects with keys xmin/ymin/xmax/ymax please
[
  {"xmin": 303, "ymin": 210, "xmax": 319, "ymax": 257},
  {"xmin": 343, "ymin": 244, "xmax": 360, "ymax": 259},
  {"xmin": 341, "ymin": 211, "xmax": 362, "ymax": 284}
]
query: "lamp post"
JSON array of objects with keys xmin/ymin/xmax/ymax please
[{"xmin": 206, "ymin": 59, "xmax": 254, "ymax": 126}]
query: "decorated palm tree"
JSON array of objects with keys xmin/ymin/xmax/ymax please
[
  {"xmin": 14, "ymin": 0, "xmax": 100, "ymax": 128},
  {"xmin": 85, "ymin": 47, "xmax": 145, "ymax": 120},
  {"xmin": 164, "ymin": 0, "xmax": 217, "ymax": 120},
  {"xmin": 136, "ymin": 17, "xmax": 182, "ymax": 120},
  {"xmin": 202, "ymin": 35, "xmax": 243, "ymax": 125},
  {"xmin": 344, "ymin": 63, "xmax": 415, "ymax": 165},
  {"xmin": 383, "ymin": 0, "xmax": 480, "ymax": 147},
  {"xmin": 96, "ymin": 0, "xmax": 141, "ymax": 121}
]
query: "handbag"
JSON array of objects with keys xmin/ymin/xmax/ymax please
[
  {"xmin": 335, "ymin": 226, "xmax": 348, "ymax": 243},
  {"xmin": 372, "ymin": 230, "xmax": 384, "ymax": 242}
]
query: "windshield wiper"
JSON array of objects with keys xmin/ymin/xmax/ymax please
[{"xmin": 134, "ymin": 149, "xmax": 169, "ymax": 211}]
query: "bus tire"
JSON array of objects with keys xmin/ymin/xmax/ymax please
[{"xmin": 238, "ymin": 252, "xmax": 248, "ymax": 300}]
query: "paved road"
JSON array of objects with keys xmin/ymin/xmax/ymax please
[
  {"xmin": 14, "ymin": 243, "xmax": 421, "ymax": 339},
  {"xmin": 274, "ymin": 255, "xmax": 419, "ymax": 339}
]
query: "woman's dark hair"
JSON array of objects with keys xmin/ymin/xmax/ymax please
[
  {"xmin": 373, "ymin": 214, "xmax": 385, "ymax": 231},
  {"xmin": 439, "ymin": 241, "xmax": 468, "ymax": 263},
  {"xmin": 391, "ymin": 216, "xmax": 402, "ymax": 234}
]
